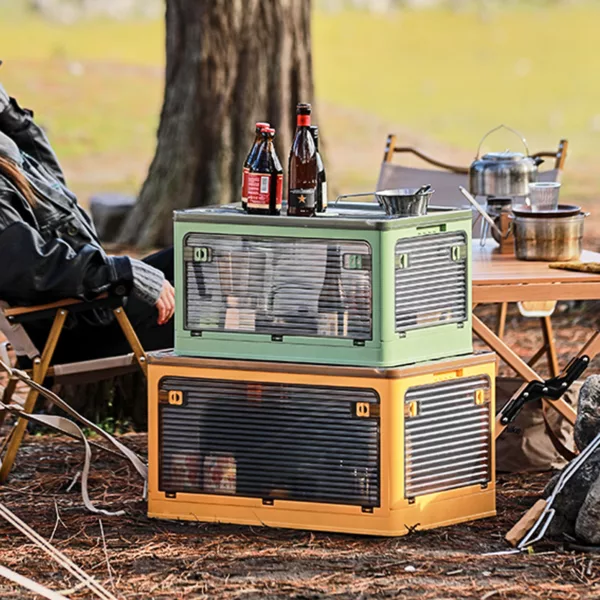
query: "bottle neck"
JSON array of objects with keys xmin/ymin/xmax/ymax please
[{"xmin": 297, "ymin": 114, "xmax": 311, "ymax": 127}]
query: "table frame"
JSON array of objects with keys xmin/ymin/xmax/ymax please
[{"xmin": 471, "ymin": 240, "xmax": 600, "ymax": 437}]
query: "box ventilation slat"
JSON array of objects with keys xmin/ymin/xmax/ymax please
[
  {"xmin": 404, "ymin": 376, "xmax": 491, "ymax": 498},
  {"xmin": 184, "ymin": 234, "xmax": 372, "ymax": 340},
  {"xmin": 159, "ymin": 378, "xmax": 380, "ymax": 507},
  {"xmin": 395, "ymin": 232, "xmax": 468, "ymax": 333}
]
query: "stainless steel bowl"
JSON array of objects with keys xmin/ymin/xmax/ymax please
[
  {"xmin": 511, "ymin": 213, "xmax": 587, "ymax": 261},
  {"xmin": 375, "ymin": 188, "xmax": 435, "ymax": 217}
]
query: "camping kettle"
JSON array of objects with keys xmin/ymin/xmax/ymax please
[{"xmin": 469, "ymin": 125, "xmax": 544, "ymax": 197}]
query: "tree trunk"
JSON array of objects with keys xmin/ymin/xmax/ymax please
[{"xmin": 118, "ymin": 0, "xmax": 315, "ymax": 248}]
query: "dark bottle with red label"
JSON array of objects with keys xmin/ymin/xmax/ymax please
[
  {"xmin": 242, "ymin": 121, "xmax": 270, "ymax": 211},
  {"xmin": 309, "ymin": 125, "xmax": 327, "ymax": 213},
  {"xmin": 247, "ymin": 127, "xmax": 283, "ymax": 216},
  {"xmin": 287, "ymin": 103, "xmax": 318, "ymax": 217}
]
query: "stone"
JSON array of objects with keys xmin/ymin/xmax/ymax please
[
  {"xmin": 575, "ymin": 375, "xmax": 600, "ymax": 452},
  {"xmin": 544, "ymin": 446, "xmax": 600, "ymax": 538},
  {"xmin": 89, "ymin": 193, "xmax": 136, "ymax": 243},
  {"xmin": 576, "ymin": 473, "xmax": 600, "ymax": 544}
]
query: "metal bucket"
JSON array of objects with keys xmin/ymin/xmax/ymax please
[
  {"xmin": 335, "ymin": 187, "xmax": 435, "ymax": 217},
  {"xmin": 511, "ymin": 213, "xmax": 587, "ymax": 261},
  {"xmin": 376, "ymin": 188, "xmax": 434, "ymax": 216}
]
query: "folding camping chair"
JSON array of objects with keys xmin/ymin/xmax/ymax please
[
  {"xmin": 0, "ymin": 293, "xmax": 147, "ymax": 483},
  {"xmin": 379, "ymin": 134, "xmax": 569, "ymax": 376}
]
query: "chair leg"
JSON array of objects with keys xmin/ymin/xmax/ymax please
[
  {"xmin": 0, "ymin": 378, "xmax": 18, "ymax": 431},
  {"xmin": 113, "ymin": 307, "xmax": 148, "ymax": 377},
  {"xmin": 541, "ymin": 315, "xmax": 560, "ymax": 378},
  {"xmin": 0, "ymin": 308, "xmax": 68, "ymax": 483}
]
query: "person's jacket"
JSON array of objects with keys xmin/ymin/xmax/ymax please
[{"xmin": 0, "ymin": 96, "xmax": 133, "ymax": 312}]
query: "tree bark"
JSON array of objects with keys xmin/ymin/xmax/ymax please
[{"xmin": 119, "ymin": 0, "xmax": 315, "ymax": 248}]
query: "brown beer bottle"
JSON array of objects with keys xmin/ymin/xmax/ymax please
[
  {"xmin": 247, "ymin": 127, "xmax": 283, "ymax": 216},
  {"xmin": 242, "ymin": 121, "xmax": 270, "ymax": 211},
  {"xmin": 318, "ymin": 244, "xmax": 348, "ymax": 337},
  {"xmin": 287, "ymin": 103, "xmax": 318, "ymax": 217}
]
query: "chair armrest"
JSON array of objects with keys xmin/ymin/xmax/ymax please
[
  {"xmin": 4, "ymin": 298, "xmax": 87, "ymax": 317},
  {"xmin": 4, "ymin": 293, "xmax": 124, "ymax": 324},
  {"xmin": 393, "ymin": 147, "xmax": 469, "ymax": 174}
]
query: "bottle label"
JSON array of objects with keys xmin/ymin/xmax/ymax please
[
  {"xmin": 241, "ymin": 167, "xmax": 249, "ymax": 203},
  {"xmin": 275, "ymin": 173, "xmax": 283, "ymax": 209},
  {"xmin": 247, "ymin": 173, "xmax": 271, "ymax": 207},
  {"xmin": 321, "ymin": 182, "xmax": 328, "ymax": 210},
  {"xmin": 297, "ymin": 115, "xmax": 310, "ymax": 127},
  {"xmin": 289, "ymin": 189, "xmax": 316, "ymax": 212},
  {"xmin": 247, "ymin": 172, "xmax": 282, "ymax": 210}
]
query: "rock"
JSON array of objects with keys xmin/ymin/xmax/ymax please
[
  {"xmin": 575, "ymin": 375, "xmax": 600, "ymax": 451},
  {"xmin": 89, "ymin": 193, "xmax": 136, "ymax": 243},
  {"xmin": 576, "ymin": 473, "xmax": 600, "ymax": 544},
  {"xmin": 544, "ymin": 447, "xmax": 600, "ymax": 537}
]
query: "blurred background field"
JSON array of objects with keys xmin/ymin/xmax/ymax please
[{"xmin": 0, "ymin": 0, "xmax": 599, "ymax": 246}]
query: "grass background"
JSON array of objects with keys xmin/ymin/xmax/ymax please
[{"xmin": 0, "ymin": 3, "xmax": 598, "ymax": 244}]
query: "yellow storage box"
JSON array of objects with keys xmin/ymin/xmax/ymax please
[{"xmin": 148, "ymin": 352, "xmax": 496, "ymax": 536}]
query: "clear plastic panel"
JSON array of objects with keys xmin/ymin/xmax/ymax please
[{"xmin": 184, "ymin": 234, "xmax": 372, "ymax": 340}]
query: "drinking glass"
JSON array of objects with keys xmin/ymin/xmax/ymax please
[{"xmin": 528, "ymin": 181, "xmax": 560, "ymax": 212}]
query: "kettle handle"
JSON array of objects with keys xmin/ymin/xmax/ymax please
[{"xmin": 476, "ymin": 124, "xmax": 531, "ymax": 159}]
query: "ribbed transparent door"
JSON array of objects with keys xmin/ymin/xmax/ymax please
[{"xmin": 184, "ymin": 234, "xmax": 372, "ymax": 341}]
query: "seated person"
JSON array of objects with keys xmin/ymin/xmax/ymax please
[{"xmin": 0, "ymin": 79, "xmax": 174, "ymax": 364}]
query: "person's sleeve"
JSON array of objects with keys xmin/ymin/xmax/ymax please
[
  {"xmin": 0, "ymin": 96, "xmax": 66, "ymax": 184},
  {"xmin": 129, "ymin": 258, "xmax": 164, "ymax": 306},
  {"xmin": 0, "ymin": 194, "xmax": 133, "ymax": 305}
]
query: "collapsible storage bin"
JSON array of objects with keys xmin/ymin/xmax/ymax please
[
  {"xmin": 174, "ymin": 203, "xmax": 473, "ymax": 367},
  {"xmin": 148, "ymin": 351, "xmax": 496, "ymax": 536}
]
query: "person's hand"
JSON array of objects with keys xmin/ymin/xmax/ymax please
[
  {"xmin": 0, "ymin": 82, "xmax": 10, "ymax": 114},
  {"xmin": 155, "ymin": 280, "xmax": 175, "ymax": 325}
]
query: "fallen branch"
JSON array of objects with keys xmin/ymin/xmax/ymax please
[
  {"xmin": 0, "ymin": 564, "xmax": 69, "ymax": 600},
  {"xmin": 0, "ymin": 503, "xmax": 118, "ymax": 600}
]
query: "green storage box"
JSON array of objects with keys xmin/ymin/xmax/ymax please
[{"xmin": 174, "ymin": 202, "xmax": 473, "ymax": 367}]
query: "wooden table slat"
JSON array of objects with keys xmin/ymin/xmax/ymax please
[{"xmin": 472, "ymin": 240, "xmax": 600, "ymax": 303}]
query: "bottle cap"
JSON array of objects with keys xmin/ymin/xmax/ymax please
[
  {"xmin": 265, "ymin": 127, "xmax": 276, "ymax": 135},
  {"xmin": 255, "ymin": 121, "xmax": 270, "ymax": 131},
  {"xmin": 296, "ymin": 103, "xmax": 312, "ymax": 115}
]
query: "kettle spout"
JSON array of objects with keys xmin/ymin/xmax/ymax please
[{"xmin": 534, "ymin": 157, "xmax": 545, "ymax": 167}]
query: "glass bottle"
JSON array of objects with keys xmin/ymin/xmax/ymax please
[
  {"xmin": 310, "ymin": 125, "xmax": 327, "ymax": 213},
  {"xmin": 317, "ymin": 243, "xmax": 348, "ymax": 337},
  {"xmin": 242, "ymin": 121, "xmax": 270, "ymax": 211},
  {"xmin": 287, "ymin": 103, "xmax": 318, "ymax": 217},
  {"xmin": 246, "ymin": 127, "xmax": 283, "ymax": 216}
]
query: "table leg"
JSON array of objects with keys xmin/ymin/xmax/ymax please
[
  {"xmin": 472, "ymin": 314, "xmax": 577, "ymax": 426},
  {"xmin": 497, "ymin": 303, "xmax": 508, "ymax": 339},
  {"xmin": 541, "ymin": 316, "xmax": 560, "ymax": 377}
]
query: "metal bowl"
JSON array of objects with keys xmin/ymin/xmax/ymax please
[{"xmin": 375, "ymin": 188, "xmax": 435, "ymax": 217}]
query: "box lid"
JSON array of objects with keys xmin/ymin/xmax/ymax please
[
  {"xmin": 148, "ymin": 350, "xmax": 495, "ymax": 379},
  {"xmin": 174, "ymin": 202, "xmax": 473, "ymax": 231}
]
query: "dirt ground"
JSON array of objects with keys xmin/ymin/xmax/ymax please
[
  {"xmin": 0, "ymin": 304, "xmax": 599, "ymax": 599},
  {"xmin": 0, "ymin": 435, "xmax": 599, "ymax": 600}
]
